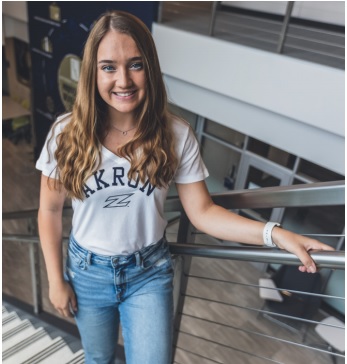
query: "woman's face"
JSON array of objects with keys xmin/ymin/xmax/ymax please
[{"xmin": 96, "ymin": 30, "xmax": 146, "ymax": 119}]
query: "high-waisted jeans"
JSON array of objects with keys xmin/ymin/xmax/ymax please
[{"xmin": 65, "ymin": 235, "xmax": 174, "ymax": 364}]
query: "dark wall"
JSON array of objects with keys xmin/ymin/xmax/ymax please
[{"xmin": 28, "ymin": 1, "xmax": 158, "ymax": 159}]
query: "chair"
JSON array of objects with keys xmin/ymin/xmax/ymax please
[
  {"xmin": 315, "ymin": 316, "xmax": 345, "ymax": 364},
  {"xmin": 259, "ymin": 265, "xmax": 322, "ymax": 334}
]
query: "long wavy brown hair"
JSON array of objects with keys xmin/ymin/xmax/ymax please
[{"xmin": 49, "ymin": 11, "xmax": 177, "ymax": 200}]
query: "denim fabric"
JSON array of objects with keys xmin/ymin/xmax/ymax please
[{"xmin": 65, "ymin": 236, "xmax": 174, "ymax": 364}]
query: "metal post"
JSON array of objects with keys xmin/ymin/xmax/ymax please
[
  {"xmin": 28, "ymin": 217, "xmax": 42, "ymax": 315},
  {"xmin": 209, "ymin": 1, "xmax": 220, "ymax": 36},
  {"xmin": 277, "ymin": 1, "xmax": 295, "ymax": 53},
  {"xmin": 171, "ymin": 211, "xmax": 196, "ymax": 361},
  {"xmin": 157, "ymin": 1, "xmax": 163, "ymax": 23},
  {"xmin": 29, "ymin": 243, "xmax": 41, "ymax": 314}
]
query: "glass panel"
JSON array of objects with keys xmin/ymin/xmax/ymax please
[
  {"xmin": 247, "ymin": 137, "xmax": 296, "ymax": 169},
  {"xmin": 296, "ymin": 159, "xmax": 344, "ymax": 182},
  {"xmin": 201, "ymin": 137, "xmax": 241, "ymax": 193},
  {"xmin": 168, "ymin": 103, "xmax": 197, "ymax": 130},
  {"xmin": 203, "ymin": 119, "xmax": 245, "ymax": 148},
  {"xmin": 243, "ymin": 166, "xmax": 281, "ymax": 221}
]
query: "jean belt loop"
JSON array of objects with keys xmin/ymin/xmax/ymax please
[
  {"xmin": 86, "ymin": 251, "xmax": 92, "ymax": 266},
  {"xmin": 135, "ymin": 251, "xmax": 143, "ymax": 268}
]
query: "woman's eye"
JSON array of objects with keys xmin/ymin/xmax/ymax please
[
  {"xmin": 102, "ymin": 65, "xmax": 115, "ymax": 72},
  {"xmin": 130, "ymin": 62, "xmax": 143, "ymax": 70}
]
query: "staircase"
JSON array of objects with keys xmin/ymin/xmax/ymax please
[{"xmin": 2, "ymin": 304, "xmax": 84, "ymax": 364}]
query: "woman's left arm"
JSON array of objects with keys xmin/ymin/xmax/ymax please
[{"xmin": 176, "ymin": 181, "xmax": 334, "ymax": 274}]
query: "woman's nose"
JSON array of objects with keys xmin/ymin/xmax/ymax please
[{"xmin": 116, "ymin": 68, "xmax": 132, "ymax": 88}]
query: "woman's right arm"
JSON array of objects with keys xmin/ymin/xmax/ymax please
[{"xmin": 38, "ymin": 174, "xmax": 77, "ymax": 318}]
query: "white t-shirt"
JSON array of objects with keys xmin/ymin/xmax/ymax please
[{"xmin": 36, "ymin": 114, "xmax": 209, "ymax": 255}]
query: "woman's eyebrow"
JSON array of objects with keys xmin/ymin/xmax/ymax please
[{"xmin": 98, "ymin": 56, "xmax": 143, "ymax": 64}]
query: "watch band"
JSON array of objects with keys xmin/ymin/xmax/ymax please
[{"xmin": 263, "ymin": 222, "xmax": 281, "ymax": 247}]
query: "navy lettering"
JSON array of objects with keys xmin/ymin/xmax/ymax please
[
  {"xmin": 139, "ymin": 179, "xmax": 156, "ymax": 196},
  {"xmin": 83, "ymin": 184, "xmax": 95, "ymax": 198},
  {"xmin": 112, "ymin": 167, "xmax": 125, "ymax": 186},
  {"xmin": 93, "ymin": 169, "xmax": 110, "ymax": 190},
  {"xmin": 128, "ymin": 173, "xmax": 140, "ymax": 189}
]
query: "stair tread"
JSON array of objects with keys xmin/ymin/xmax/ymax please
[
  {"xmin": 2, "ymin": 316, "xmax": 24, "ymax": 332},
  {"xmin": 36, "ymin": 345, "xmax": 77, "ymax": 364},
  {"xmin": 2, "ymin": 326, "xmax": 40, "ymax": 351},
  {"xmin": 2, "ymin": 330, "xmax": 56, "ymax": 362}
]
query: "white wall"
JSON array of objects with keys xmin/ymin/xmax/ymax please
[
  {"xmin": 222, "ymin": 1, "xmax": 345, "ymax": 26},
  {"xmin": 152, "ymin": 23, "xmax": 345, "ymax": 175}
]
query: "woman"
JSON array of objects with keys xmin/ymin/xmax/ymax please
[{"xmin": 36, "ymin": 10, "xmax": 333, "ymax": 364}]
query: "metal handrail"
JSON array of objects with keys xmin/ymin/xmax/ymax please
[{"xmin": 3, "ymin": 234, "xmax": 345, "ymax": 270}]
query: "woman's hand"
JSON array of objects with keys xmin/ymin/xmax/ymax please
[
  {"xmin": 49, "ymin": 280, "xmax": 77, "ymax": 318},
  {"xmin": 272, "ymin": 227, "xmax": 335, "ymax": 273}
]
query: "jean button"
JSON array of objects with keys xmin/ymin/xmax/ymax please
[{"xmin": 112, "ymin": 258, "xmax": 118, "ymax": 265}]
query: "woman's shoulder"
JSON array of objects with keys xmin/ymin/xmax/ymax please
[
  {"xmin": 55, "ymin": 112, "xmax": 72, "ymax": 127},
  {"xmin": 169, "ymin": 113, "xmax": 193, "ymax": 137},
  {"xmin": 50, "ymin": 112, "xmax": 72, "ymax": 135}
]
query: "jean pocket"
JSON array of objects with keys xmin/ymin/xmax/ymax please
[
  {"xmin": 146, "ymin": 248, "xmax": 174, "ymax": 274},
  {"xmin": 67, "ymin": 247, "xmax": 88, "ymax": 271}
]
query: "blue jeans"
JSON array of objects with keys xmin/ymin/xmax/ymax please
[{"xmin": 65, "ymin": 236, "xmax": 174, "ymax": 364}]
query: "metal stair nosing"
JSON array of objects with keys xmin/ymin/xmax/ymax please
[
  {"xmin": 2, "ymin": 328, "xmax": 48, "ymax": 360},
  {"xmin": 20, "ymin": 337, "xmax": 68, "ymax": 364},
  {"xmin": 2, "ymin": 312, "xmax": 19, "ymax": 326},
  {"xmin": 65, "ymin": 350, "xmax": 85, "ymax": 364},
  {"xmin": 2, "ymin": 320, "xmax": 33, "ymax": 341}
]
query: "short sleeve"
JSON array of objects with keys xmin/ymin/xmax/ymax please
[
  {"xmin": 35, "ymin": 114, "xmax": 70, "ymax": 178},
  {"xmin": 174, "ymin": 124, "xmax": 209, "ymax": 184}
]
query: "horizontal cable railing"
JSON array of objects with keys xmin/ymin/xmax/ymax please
[
  {"xmin": 160, "ymin": 1, "xmax": 345, "ymax": 69},
  {"xmin": 173, "ymin": 271, "xmax": 345, "ymax": 363}
]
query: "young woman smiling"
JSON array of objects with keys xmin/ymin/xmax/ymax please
[{"xmin": 36, "ymin": 10, "xmax": 333, "ymax": 364}]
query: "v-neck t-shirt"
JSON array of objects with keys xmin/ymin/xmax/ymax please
[{"xmin": 36, "ymin": 114, "xmax": 209, "ymax": 255}]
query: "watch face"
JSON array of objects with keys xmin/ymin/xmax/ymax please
[{"xmin": 57, "ymin": 54, "xmax": 81, "ymax": 111}]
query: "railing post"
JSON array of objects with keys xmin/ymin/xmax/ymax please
[
  {"xmin": 28, "ymin": 218, "xmax": 42, "ymax": 315},
  {"xmin": 157, "ymin": 1, "xmax": 163, "ymax": 23},
  {"xmin": 171, "ymin": 211, "xmax": 196, "ymax": 360},
  {"xmin": 277, "ymin": 1, "xmax": 295, "ymax": 53},
  {"xmin": 209, "ymin": 1, "xmax": 220, "ymax": 36}
]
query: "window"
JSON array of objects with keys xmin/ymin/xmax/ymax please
[
  {"xmin": 204, "ymin": 119, "xmax": 245, "ymax": 148},
  {"xmin": 296, "ymin": 159, "xmax": 344, "ymax": 182},
  {"xmin": 201, "ymin": 137, "xmax": 241, "ymax": 193},
  {"xmin": 247, "ymin": 137, "xmax": 296, "ymax": 169}
]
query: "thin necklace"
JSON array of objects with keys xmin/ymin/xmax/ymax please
[{"xmin": 110, "ymin": 124, "xmax": 137, "ymax": 136}]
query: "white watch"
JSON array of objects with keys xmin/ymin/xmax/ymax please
[{"xmin": 263, "ymin": 222, "xmax": 281, "ymax": 247}]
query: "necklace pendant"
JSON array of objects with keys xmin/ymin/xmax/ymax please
[{"xmin": 123, "ymin": 131, "xmax": 127, "ymax": 136}]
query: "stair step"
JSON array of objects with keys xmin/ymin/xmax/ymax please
[
  {"xmin": 3, "ymin": 316, "xmax": 25, "ymax": 333},
  {"xmin": 2, "ymin": 328, "xmax": 52, "ymax": 362},
  {"xmin": 2, "ymin": 326, "xmax": 39, "ymax": 351},
  {"xmin": 20, "ymin": 337, "xmax": 70, "ymax": 364},
  {"xmin": 3, "ymin": 319, "xmax": 33, "ymax": 341},
  {"xmin": 65, "ymin": 349, "xmax": 85, "ymax": 364},
  {"xmin": 2, "ymin": 312, "xmax": 19, "ymax": 326},
  {"xmin": 2, "ymin": 305, "xmax": 84, "ymax": 364}
]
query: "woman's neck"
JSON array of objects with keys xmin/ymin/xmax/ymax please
[{"xmin": 107, "ymin": 110, "xmax": 138, "ymax": 131}]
